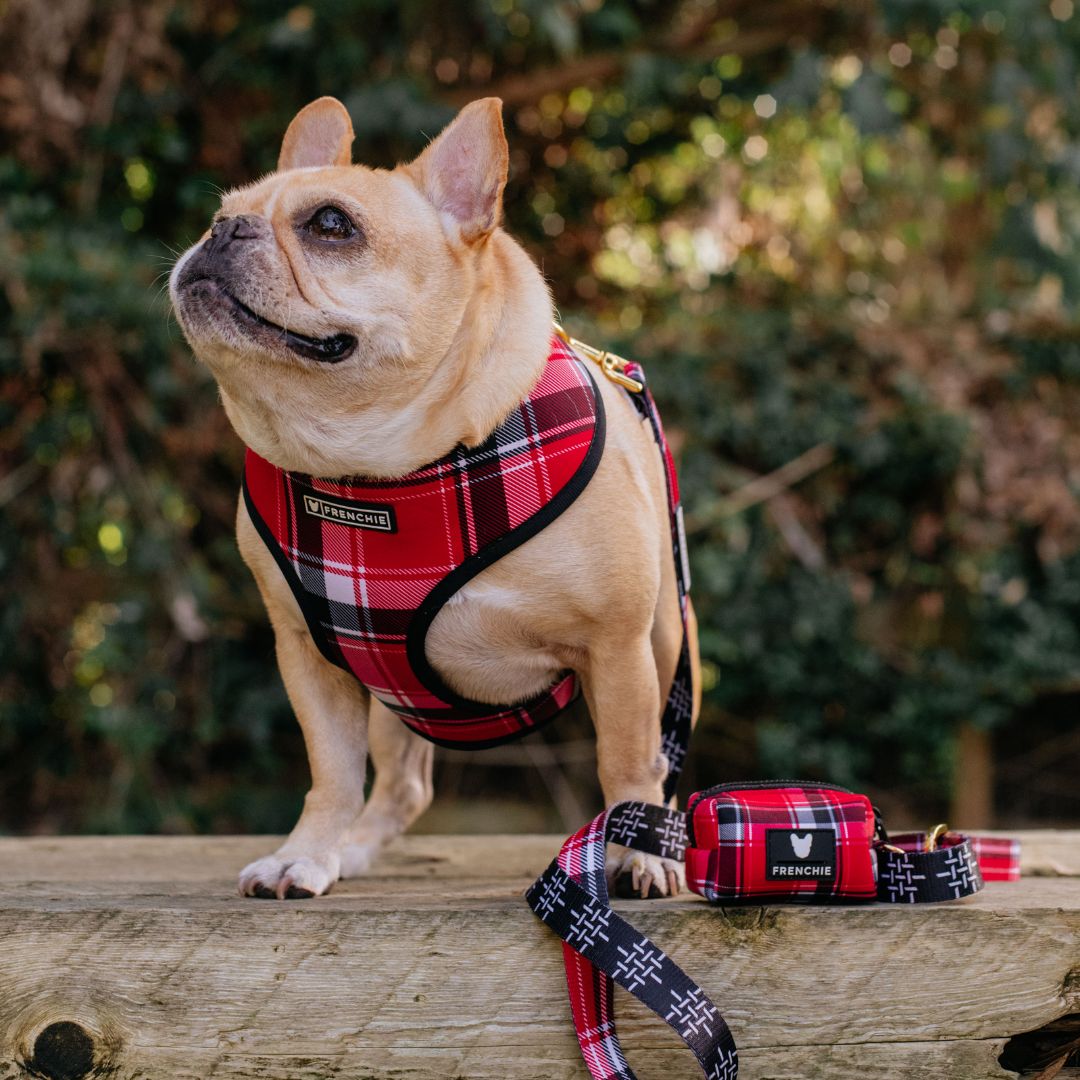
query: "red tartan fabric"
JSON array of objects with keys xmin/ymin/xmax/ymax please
[
  {"xmin": 557, "ymin": 814, "xmax": 634, "ymax": 1080},
  {"xmin": 685, "ymin": 785, "xmax": 879, "ymax": 902},
  {"xmin": 890, "ymin": 832, "xmax": 1022, "ymax": 882},
  {"xmin": 970, "ymin": 836, "xmax": 1021, "ymax": 881},
  {"xmin": 242, "ymin": 335, "xmax": 602, "ymax": 747}
]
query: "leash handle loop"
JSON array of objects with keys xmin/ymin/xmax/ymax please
[{"xmin": 525, "ymin": 801, "xmax": 739, "ymax": 1080}]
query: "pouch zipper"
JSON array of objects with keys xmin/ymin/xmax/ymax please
[{"xmin": 685, "ymin": 779, "xmax": 858, "ymax": 848}]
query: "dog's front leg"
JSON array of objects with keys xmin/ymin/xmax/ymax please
[
  {"xmin": 584, "ymin": 636, "xmax": 684, "ymax": 899},
  {"xmin": 238, "ymin": 624, "xmax": 370, "ymax": 899}
]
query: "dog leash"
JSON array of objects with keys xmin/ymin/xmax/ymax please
[
  {"xmin": 528, "ymin": 802, "xmax": 738, "ymax": 1080},
  {"xmin": 527, "ymin": 796, "xmax": 1021, "ymax": 1080}
]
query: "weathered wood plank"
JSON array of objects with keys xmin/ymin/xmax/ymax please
[
  {"xmin": 0, "ymin": 829, "xmax": 1075, "ymax": 883},
  {"xmin": 0, "ymin": 1040, "xmax": 1034, "ymax": 1080},
  {"xmin": 0, "ymin": 1040, "xmax": 1023, "ymax": 1080},
  {"xmin": 0, "ymin": 835, "xmax": 1077, "ymax": 1080}
]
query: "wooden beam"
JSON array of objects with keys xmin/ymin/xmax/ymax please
[{"xmin": 0, "ymin": 834, "xmax": 1076, "ymax": 1079}]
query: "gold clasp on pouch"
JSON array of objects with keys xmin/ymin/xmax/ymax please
[{"xmin": 553, "ymin": 322, "xmax": 645, "ymax": 393}]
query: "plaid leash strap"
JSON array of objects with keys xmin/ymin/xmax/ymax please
[
  {"xmin": 618, "ymin": 360, "xmax": 694, "ymax": 803},
  {"xmin": 969, "ymin": 836, "xmax": 1022, "ymax": 882},
  {"xmin": 876, "ymin": 831, "xmax": 1021, "ymax": 900},
  {"xmin": 526, "ymin": 801, "xmax": 739, "ymax": 1080}
]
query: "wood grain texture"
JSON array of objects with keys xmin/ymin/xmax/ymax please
[{"xmin": 0, "ymin": 833, "xmax": 1077, "ymax": 1079}]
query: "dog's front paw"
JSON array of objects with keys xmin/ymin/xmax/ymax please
[
  {"xmin": 606, "ymin": 845, "xmax": 685, "ymax": 900},
  {"xmin": 238, "ymin": 851, "xmax": 341, "ymax": 900}
]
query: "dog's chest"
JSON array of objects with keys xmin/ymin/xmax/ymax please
[{"xmin": 425, "ymin": 575, "xmax": 567, "ymax": 705}]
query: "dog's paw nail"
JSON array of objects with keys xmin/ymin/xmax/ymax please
[
  {"xmin": 238, "ymin": 853, "xmax": 339, "ymax": 900},
  {"xmin": 607, "ymin": 847, "xmax": 684, "ymax": 901}
]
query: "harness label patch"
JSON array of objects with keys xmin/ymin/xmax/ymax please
[
  {"xmin": 302, "ymin": 493, "xmax": 397, "ymax": 533},
  {"xmin": 765, "ymin": 828, "xmax": 836, "ymax": 880}
]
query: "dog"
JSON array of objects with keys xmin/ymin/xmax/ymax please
[{"xmin": 169, "ymin": 96, "xmax": 699, "ymax": 901}]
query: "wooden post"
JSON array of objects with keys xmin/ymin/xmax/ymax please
[{"xmin": 951, "ymin": 721, "xmax": 995, "ymax": 829}]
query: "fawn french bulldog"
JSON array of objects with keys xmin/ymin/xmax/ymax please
[{"xmin": 169, "ymin": 96, "xmax": 698, "ymax": 900}]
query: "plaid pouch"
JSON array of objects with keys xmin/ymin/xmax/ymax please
[{"xmin": 684, "ymin": 781, "xmax": 879, "ymax": 903}]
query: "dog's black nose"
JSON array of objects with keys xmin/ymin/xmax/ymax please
[{"xmin": 206, "ymin": 214, "xmax": 263, "ymax": 252}]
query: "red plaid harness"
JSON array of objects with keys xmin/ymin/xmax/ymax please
[{"xmin": 243, "ymin": 333, "xmax": 694, "ymax": 789}]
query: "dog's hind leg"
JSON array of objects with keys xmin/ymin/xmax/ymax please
[{"xmin": 339, "ymin": 698, "xmax": 435, "ymax": 877}]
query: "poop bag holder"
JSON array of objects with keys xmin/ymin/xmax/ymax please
[{"xmin": 526, "ymin": 781, "xmax": 1020, "ymax": 1080}]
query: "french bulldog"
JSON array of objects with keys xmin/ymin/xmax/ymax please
[{"xmin": 169, "ymin": 96, "xmax": 699, "ymax": 900}]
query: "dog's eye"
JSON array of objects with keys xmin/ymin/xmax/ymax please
[{"xmin": 306, "ymin": 205, "xmax": 356, "ymax": 241}]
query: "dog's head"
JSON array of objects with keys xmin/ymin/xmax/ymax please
[{"xmin": 169, "ymin": 96, "xmax": 535, "ymax": 473}]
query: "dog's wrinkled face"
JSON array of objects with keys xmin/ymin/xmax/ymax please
[{"xmin": 170, "ymin": 97, "xmax": 508, "ymax": 406}]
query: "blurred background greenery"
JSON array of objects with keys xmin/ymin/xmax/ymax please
[{"xmin": 2, "ymin": 0, "xmax": 1079, "ymax": 837}]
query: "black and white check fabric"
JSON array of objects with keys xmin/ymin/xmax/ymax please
[{"xmin": 877, "ymin": 831, "xmax": 984, "ymax": 903}]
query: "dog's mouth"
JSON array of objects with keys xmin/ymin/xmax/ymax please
[{"xmin": 184, "ymin": 277, "xmax": 357, "ymax": 364}]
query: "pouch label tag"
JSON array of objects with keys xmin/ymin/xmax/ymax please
[{"xmin": 765, "ymin": 828, "xmax": 837, "ymax": 880}]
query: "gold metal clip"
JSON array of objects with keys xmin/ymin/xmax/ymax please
[
  {"xmin": 924, "ymin": 823, "xmax": 948, "ymax": 853},
  {"xmin": 553, "ymin": 322, "xmax": 645, "ymax": 393}
]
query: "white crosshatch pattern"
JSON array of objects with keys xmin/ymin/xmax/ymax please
[
  {"xmin": 532, "ymin": 787, "xmax": 1001, "ymax": 1080},
  {"xmin": 612, "ymin": 939, "xmax": 666, "ymax": 994},
  {"xmin": 708, "ymin": 1052, "xmax": 740, "ymax": 1080},
  {"xmin": 607, "ymin": 802, "xmax": 649, "ymax": 847},
  {"xmin": 655, "ymin": 812, "xmax": 687, "ymax": 856},
  {"xmin": 533, "ymin": 871, "xmax": 567, "ymax": 919},
  {"xmin": 935, "ymin": 844, "xmax": 981, "ymax": 899},
  {"xmin": 661, "ymin": 726, "xmax": 688, "ymax": 777},
  {"xmin": 879, "ymin": 858, "xmax": 928, "ymax": 902},
  {"xmin": 877, "ymin": 835, "xmax": 985, "ymax": 903},
  {"xmin": 565, "ymin": 900, "xmax": 612, "ymax": 951},
  {"xmin": 666, "ymin": 985, "xmax": 719, "ymax": 1039}
]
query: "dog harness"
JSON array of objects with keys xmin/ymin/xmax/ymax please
[{"xmin": 243, "ymin": 330, "xmax": 693, "ymax": 796}]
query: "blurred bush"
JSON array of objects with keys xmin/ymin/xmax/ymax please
[{"xmin": 1, "ymin": 0, "xmax": 1079, "ymax": 834}]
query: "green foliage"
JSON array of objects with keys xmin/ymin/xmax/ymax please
[{"xmin": 1, "ymin": 0, "xmax": 1078, "ymax": 832}]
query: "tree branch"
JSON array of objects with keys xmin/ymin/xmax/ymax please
[{"xmin": 444, "ymin": 3, "xmax": 829, "ymax": 108}]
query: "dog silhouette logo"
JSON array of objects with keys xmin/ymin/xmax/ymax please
[
  {"xmin": 790, "ymin": 832, "xmax": 813, "ymax": 859},
  {"xmin": 767, "ymin": 827, "xmax": 835, "ymax": 880}
]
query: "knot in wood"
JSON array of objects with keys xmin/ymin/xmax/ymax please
[{"xmin": 30, "ymin": 1020, "xmax": 95, "ymax": 1080}]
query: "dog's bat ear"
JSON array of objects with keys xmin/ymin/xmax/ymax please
[
  {"xmin": 407, "ymin": 98, "xmax": 508, "ymax": 244},
  {"xmin": 278, "ymin": 97, "xmax": 354, "ymax": 171}
]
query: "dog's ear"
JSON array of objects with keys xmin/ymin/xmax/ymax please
[
  {"xmin": 278, "ymin": 97, "xmax": 354, "ymax": 171},
  {"xmin": 408, "ymin": 98, "xmax": 508, "ymax": 244}
]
